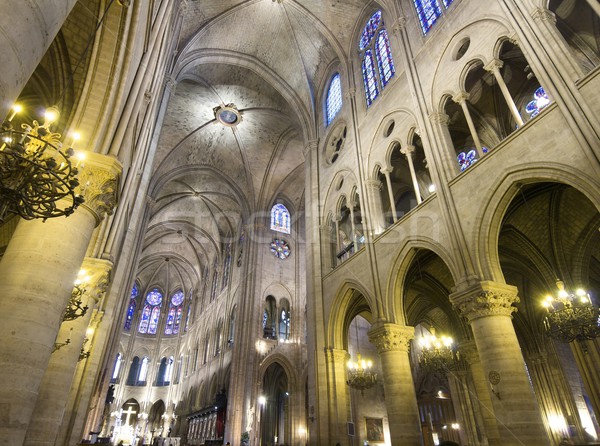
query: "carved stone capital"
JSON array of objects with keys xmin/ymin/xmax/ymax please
[
  {"xmin": 364, "ymin": 179, "xmax": 382, "ymax": 191},
  {"xmin": 79, "ymin": 258, "xmax": 113, "ymax": 303},
  {"xmin": 327, "ymin": 347, "xmax": 349, "ymax": 364},
  {"xmin": 429, "ymin": 112, "xmax": 450, "ymax": 126},
  {"xmin": 165, "ymin": 76, "xmax": 177, "ymax": 93},
  {"xmin": 530, "ymin": 7, "xmax": 556, "ymax": 25},
  {"xmin": 76, "ymin": 152, "xmax": 122, "ymax": 225},
  {"xmin": 400, "ymin": 144, "xmax": 416, "ymax": 156},
  {"xmin": 345, "ymin": 88, "xmax": 356, "ymax": 100},
  {"xmin": 303, "ymin": 139, "xmax": 319, "ymax": 157},
  {"xmin": 368, "ymin": 323, "xmax": 414, "ymax": 353},
  {"xmin": 483, "ymin": 59, "xmax": 504, "ymax": 74},
  {"xmin": 380, "ymin": 167, "xmax": 392, "ymax": 175},
  {"xmin": 392, "ymin": 16, "xmax": 406, "ymax": 35},
  {"xmin": 450, "ymin": 281, "xmax": 519, "ymax": 322},
  {"xmin": 452, "ymin": 91, "xmax": 470, "ymax": 104},
  {"xmin": 89, "ymin": 309, "xmax": 105, "ymax": 329}
]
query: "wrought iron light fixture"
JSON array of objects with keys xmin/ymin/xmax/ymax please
[
  {"xmin": 542, "ymin": 280, "xmax": 600, "ymax": 343},
  {"xmin": 347, "ymin": 320, "xmax": 377, "ymax": 396},
  {"xmin": 63, "ymin": 270, "xmax": 90, "ymax": 321},
  {"xmin": 0, "ymin": 105, "xmax": 84, "ymax": 222},
  {"xmin": 418, "ymin": 328, "xmax": 457, "ymax": 371}
]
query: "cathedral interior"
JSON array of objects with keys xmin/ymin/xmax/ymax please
[{"xmin": 1, "ymin": 1, "xmax": 600, "ymax": 446}]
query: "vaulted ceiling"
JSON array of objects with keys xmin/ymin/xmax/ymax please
[{"xmin": 139, "ymin": 0, "xmax": 373, "ymax": 290}]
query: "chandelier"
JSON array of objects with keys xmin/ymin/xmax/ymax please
[
  {"xmin": 347, "ymin": 321, "xmax": 377, "ymax": 396},
  {"xmin": 542, "ymin": 280, "xmax": 600, "ymax": 343},
  {"xmin": 0, "ymin": 105, "xmax": 84, "ymax": 223},
  {"xmin": 418, "ymin": 328, "xmax": 457, "ymax": 371}
]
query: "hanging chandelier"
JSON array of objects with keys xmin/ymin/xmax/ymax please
[
  {"xmin": 418, "ymin": 329, "xmax": 457, "ymax": 371},
  {"xmin": 347, "ymin": 320, "xmax": 377, "ymax": 396},
  {"xmin": 0, "ymin": 105, "xmax": 84, "ymax": 223},
  {"xmin": 542, "ymin": 280, "xmax": 600, "ymax": 343}
]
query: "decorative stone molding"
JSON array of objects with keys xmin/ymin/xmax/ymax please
[
  {"xmin": 452, "ymin": 91, "xmax": 470, "ymax": 104},
  {"xmin": 483, "ymin": 59, "xmax": 504, "ymax": 73},
  {"xmin": 76, "ymin": 152, "xmax": 122, "ymax": 225},
  {"xmin": 457, "ymin": 340, "xmax": 479, "ymax": 364},
  {"xmin": 165, "ymin": 76, "xmax": 177, "ymax": 94},
  {"xmin": 144, "ymin": 89, "xmax": 152, "ymax": 104},
  {"xmin": 400, "ymin": 144, "xmax": 416, "ymax": 156},
  {"xmin": 392, "ymin": 16, "xmax": 406, "ymax": 35},
  {"xmin": 380, "ymin": 167, "xmax": 393, "ymax": 175},
  {"xmin": 179, "ymin": 0, "xmax": 189, "ymax": 13},
  {"xmin": 303, "ymin": 139, "xmax": 318, "ymax": 157},
  {"xmin": 80, "ymin": 258, "xmax": 113, "ymax": 303},
  {"xmin": 429, "ymin": 112, "xmax": 450, "ymax": 126},
  {"xmin": 345, "ymin": 88, "xmax": 356, "ymax": 100},
  {"xmin": 364, "ymin": 179, "xmax": 382, "ymax": 191},
  {"xmin": 450, "ymin": 281, "xmax": 520, "ymax": 322},
  {"xmin": 530, "ymin": 7, "xmax": 556, "ymax": 25},
  {"xmin": 327, "ymin": 348, "xmax": 350, "ymax": 364},
  {"xmin": 368, "ymin": 323, "xmax": 414, "ymax": 353}
]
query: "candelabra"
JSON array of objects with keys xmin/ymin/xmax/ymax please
[
  {"xmin": 0, "ymin": 105, "xmax": 84, "ymax": 222},
  {"xmin": 346, "ymin": 320, "xmax": 377, "ymax": 396},
  {"xmin": 418, "ymin": 329, "xmax": 457, "ymax": 372},
  {"xmin": 542, "ymin": 280, "xmax": 600, "ymax": 343}
]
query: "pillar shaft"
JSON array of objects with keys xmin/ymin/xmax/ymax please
[
  {"xmin": 453, "ymin": 93, "xmax": 484, "ymax": 158},
  {"xmin": 0, "ymin": 1, "xmax": 77, "ymax": 118},
  {"xmin": 0, "ymin": 152, "xmax": 120, "ymax": 445},
  {"xmin": 326, "ymin": 349, "xmax": 351, "ymax": 446},
  {"xmin": 24, "ymin": 259, "xmax": 112, "ymax": 446},
  {"xmin": 451, "ymin": 282, "xmax": 549, "ymax": 446},
  {"xmin": 368, "ymin": 323, "xmax": 422, "ymax": 445},
  {"xmin": 365, "ymin": 180, "xmax": 386, "ymax": 235},
  {"xmin": 381, "ymin": 169, "xmax": 398, "ymax": 223},
  {"xmin": 401, "ymin": 145, "xmax": 422, "ymax": 204},
  {"xmin": 484, "ymin": 59, "xmax": 524, "ymax": 127}
]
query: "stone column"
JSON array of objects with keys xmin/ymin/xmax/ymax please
[
  {"xmin": 446, "ymin": 368, "xmax": 484, "ymax": 446},
  {"xmin": 24, "ymin": 258, "xmax": 112, "ymax": 446},
  {"xmin": 364, "ymin": 179, "xmax": 386, "ymax": 235},
  {"xmin": 325, "ymin": 348, "xmax": 351, "ymax": 446},
  {"xmin": 450, "ymin": 282, "xmax": 549, "ymax": 446},
  {"xmin": 0, "ymin": 152, "xmax": 121, "ymax": 446},
  {"xmin": 348, "ymin": 204, "xmax": 357, "ymax": 248},
  {"xmin": 380, "ymin": 168, "xmax": 398, "ymax": 223},
  {"xmin": 483, "ymin": 59, "xmax": 524, "ymax": 127},
  {"xmin": 452, "ymin": 92, "xmax": 484, "ymax": 158},
  {"xmin": 0, "ymin": 0, "xmax": 78, "ymax": 118},
  {"xmin": 400, "ymin": 145, "xmax": 423, "ymax": 204},
  {"xmin": 460, "ymin": 340, "xmax": 500, "ymax": 445},
  {"xmin": 368, "ymin": 323, "xmax": 422, "ymax": 445},
  {"xmin": 584, "ymin": 0, "xmax": 600, "ymax": 17},
  {"xmin": 319, "ymin": 225, "xmax": 332, "ymax": 272}
]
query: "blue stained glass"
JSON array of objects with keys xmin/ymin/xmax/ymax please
[
  {"xmin": 457, "ymin": 149, "xmax": 478, "ymax": 171},
  {"xmin": 174, "ymin": 307, "xmax": 183, "ymax": 334},
  {"xmin": 270, "ymin": 203, "xmax": 291, "ymax": 234},
  {"xmin": 138, "ymin": 305, "xmax": 151, "ymax": 333},
  {"xmin": 148, "ymin": 307, "xmax": 160, "ymax": 334},
  {"xmin": 165, "ymin": 308, "xmax": 176, "ymax": 335},
  {"xmin": 414, "ymin": 0, "xmax": 442, "ymax": 34},
  {"xmin": 124, "ymin": 299, "xmax": 136, "ymax": 331},
  {"xmin": 442, "ymin": 0, "xmax": 453, "ymax": 7},
  {"xmin": 375, "ymin": 30, "xmax": 395, "ymax": 88},
  {"xmin": 362, "ymin": 50, "xmax": 379, "ymax": 106},
  {"xmin": 171, "ymin": 290, "xmax": 184, "ymax": 306},
  {"xmin": 146, "ymin": 288, "xmax": 162, "ymax": 306},
  {"xmin": 525, "ymin": 87, "xmax": 550, "ymax": 118},
  {"xmin": 185, "ymin": 305, "xmax": 191, "ymax": 332},
  {"xmin": 359, "ymin": 10, "xmax": 382, "ymax": 50},
  {"xmin": 131, "ymin": 284, "xmax": 139, "ymax": 299},
  {"xmin": 326, "ymin": 73, "xmax": 343, "ymax": 126}
]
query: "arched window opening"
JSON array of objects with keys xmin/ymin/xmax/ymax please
[
  {"xmin": 550, "ymin": 0, "xmax": 600, "ymax": 73},
  {"xmin": 185, "ymin": 300, "xmax": 192, "ymax": 333},
  {"xmin": 222, "ymin": 243, "xmax": 232, "ymax": 290},
  {"xmin": 413, "ymin": 0, "xmax": 454, "ymax": 35},
  {"xmin": 215, "ymin": 323, "xmax": 222, "ymax": 355},
  {"xmin": 138, "ymin": 357, "xmax": 149, "ymax": 384},
  {"xmin": 326, "ymin": 73, "xmax": 343, "ymax": 126},
  {"xmin": 126, "ymin": 356, "xmax": 139, "ymax": 386},
  {"xmin": 124, "ymin": 283, "xmax": 138, "ymax": 331},
  {"xmin": 210, "ymin": 262, "xmax": 219, "ymax": 302},
  {"xmin": 279, "ymin": 301, "xmax": 291, "ymax": 341},
  {"xmin": 138, "ymin": 288, "xmax": 163, "ymax": 334},
  {"xmin": 202, "ymin": 338, "xmax": 209, "ymax": 364},
  {"xmin": 359, "ymin": 10, "xmax": 394, "ymax": 107},
  {"xmin": 228, "ymin": 306, "xmax": 236, "ymax": 347},
  {"xmin": 156, "ymin": 356, "xmax": 174, "ymax": 386},
  {"xmin": 263, "ymin": 296, "xmax": 277, "ymax": 339},
  {"xmin": 175, "ymin": 355, "xmax": 183, "ymax": 384},
  {"xmin": 165, "ymin": 290, "xmax": 184, "ymax": 335},
  {"xmin": 270, "ymin": 203, "xmax": 291, "ymax": 234},
  {"xmin": 111, "ymin": 353, "xmax": 122, "ymax": 383}
]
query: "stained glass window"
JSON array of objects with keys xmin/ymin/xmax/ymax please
[
  {"xmin": 270, "ymin": 203, "xmax": 291, "ymax": 234},
  {"xmin": 139, "ymin": 288, "xmax": 163, "ymax": 334},
  {"xmin": 124, "ymin": 284, "xmax": 138, "ymax": 331},
  {"xmin": 165, "ymin": 290, "xmax": 184, "ymax": 335},
  {"xmin": 359, "ymin": 10, "xmax": 382, "ymax": 50},
  {"xmin": 139, "ymin": 357, "xmax": 149, "ymax": 382},
  {"xmin": 375, "ymin": 30, "xmax": 395, "ymax": 87},
  {"xmin": 362, "ymin": 50, "xmax": 379, "ymax": 106},
  {"xmin": 279, "ymin": 309, "xmax": 291, "ymax": 340},
  {"xmin": 525, "ymin": 87, "xmax": 550, "ymax": 118},
  {"xmin": 270, "ymin": 238, "xmax": 291, "ymax": 259},
  {"xmin": 111, "ymin": 353, "xmax": 122, "ymax": 381},
  {"xmin": 185, "ymin": 304, "xmax": 191, "ymax": 332},
  {"xmin": 222, "ymin": 244, "xmax": 232, "ymax": 289},
  {"xmin": 414, "ymin": 0, "xmax": 442, "ymax": 34},
  {"xmin": 326, "ymin": 73, "xmax": 343, "ymax": 126},
  {"xmin": 359, "ymin": 11, "xmax": 394, "ymax": 107},
  {"xmin": 457, "ymin": 149, "xmax": 478, "ymax": 171},
  {"xmin": 441, "ymin": 0, "xmax": 453, "ymax": 8}
]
